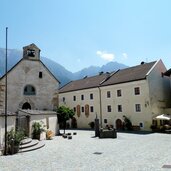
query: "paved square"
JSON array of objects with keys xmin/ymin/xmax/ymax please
[{"xmin": 1, "ymin": 130, "xmax": 171, "ymax": 171}]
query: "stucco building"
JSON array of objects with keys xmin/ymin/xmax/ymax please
[{"xmin": 59, "ymin": 60, "xmax": 171, "ymax": 130}]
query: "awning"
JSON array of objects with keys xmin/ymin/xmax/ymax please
[{"xmin": 155, "ymin": 114, "xmax": 171, "ymax": 120}]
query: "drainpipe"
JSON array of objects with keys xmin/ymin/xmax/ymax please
[{"xmin": 98, "ymin": 87, "xmax": 102, "ymax": 128}]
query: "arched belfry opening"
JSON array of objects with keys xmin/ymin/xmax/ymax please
[{"xmin": 22, "ymin": 102, "xmax": 31, "ymax": 110}]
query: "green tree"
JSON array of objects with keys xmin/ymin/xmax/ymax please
[
  {"xmin": 123, "ymin": 115, "xmax": 133, "ymax": 130},
  {"xmin": 57, "ymin": 106, "xmax": 75, "ymax": 134}
]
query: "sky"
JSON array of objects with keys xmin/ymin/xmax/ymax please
[{"xmin": 0, "ymin": 0, "xmax": 171, "ymax": 72}]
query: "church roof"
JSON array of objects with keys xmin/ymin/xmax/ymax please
[
  {"xmin": 0, "ymin": 58, "xmax": 60, "ymax": 83},
  {"xmin": 59, "ymin": 61, "xmax": 157, "ymax": 93},
  {"xmin": 0, "ymin": 43, "xmax": 60, "ymax": 83},
  {"xmin": 23, "ymin": 43, "xmax": 40, "ymax": 51}
]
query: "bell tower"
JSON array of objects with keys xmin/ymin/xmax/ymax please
[{"xmin": 23, "ymin": 43, "xmax": 41, "ymax": 60}]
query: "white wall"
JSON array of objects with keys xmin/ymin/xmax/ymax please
[
  {"xmin": 59, "ymin": 88, "xmax": 101, "ymax": 128},
  {"xmin": 0, "ymin": 116, "xmax": 16, "ymax": 147},
  {"xmin": 30, "ymin": 115, "xmax": 58, "ymax": 137},
  {"xmin": 18, "ymin": 110, "xmax": 58, "ymax": 137},
  {"xmin": 147, "ymin": 60, "xmax": 171, "ymax": 117},
  {"xmin": 100, "ymin": 80, "xmax": 152, "ymax": 130}
]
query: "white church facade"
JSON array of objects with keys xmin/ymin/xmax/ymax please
[
  {"xmin": 0, "ymin": 44, "xmax": 60, "ymax": 145},
  {"xmin": 0, "ymin": 43, "xmax": 59, "ymax": 112}
]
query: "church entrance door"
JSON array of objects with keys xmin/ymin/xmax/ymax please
[
  {"xmin": 17, "ymin": 115, "xmax": 30, "ymax": 136},
  {"xmin": 22, "ymin": 102, "xmax": 31, "ymax": 110}
]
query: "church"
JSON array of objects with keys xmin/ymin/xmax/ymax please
[
  {"xmin": 0, "ymin": 43, "xmax": 60, "ymax": 112},
  {"xmin": 0, "ymin": 44, "xmax": 60, "ymax": 145}
]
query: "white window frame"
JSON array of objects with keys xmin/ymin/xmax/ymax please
[
  {"xmin": 107, "ymin": 105, "xmax": 112, "ymax": 112},
  {"xmin": 117, "ymin": 89, "xmax": 122, "ymax": 97},
  {"xmin": 135, "ymin": 104, "xmax": 141, "ymax": 112},
  {"xmin": 134, "ymin": 87, "xmax": 140, "ymax": 95},
  {"xmin": 118, "ymin": 105, "xmax": 122, "ymax": 112}
]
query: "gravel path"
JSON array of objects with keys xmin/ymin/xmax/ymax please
[{"xmin": 0, "ymin": 130, "xmax": 171, "ymax": 171}]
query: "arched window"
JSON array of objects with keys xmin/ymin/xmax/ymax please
[{"xmin": 24, "ymin": 85, "xmax": 36, "ymax": 95}]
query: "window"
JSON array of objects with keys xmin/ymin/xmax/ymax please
[
  {"xmin": 90, "ymin": 106, "xmax": 94, "ymax": 112},
  {"xmin": 39, "ymin": 72, "xmax": 42, "ymax": 78},
  {"xmin": 117, "ymin": 89, "xmax": 122, "ymax": 97},
  {"xmin": 107, "ymin": 105, "xmax": 112, "ymax": 112},
  {"xmin": 104, "ymin": 119, "xmax": 108, "ymax": 124},
  {"xmin": 135, "ymin": 104, "xmax": 141, "ymax": 112},
  {"xmin": 24, "ymin": 85, "xmax": 36, "ymax": 95},
  {"xmin": 139, "ymin": 122, "xmax": 144, "ymax": 128},
  {"xmin": 27, "ymin": 49, "xmax": 35, "ymax": 57},
  {"xmin": 73, "ymin": 96, "xmax": 76, "ymax": 101},
  {"xmin": 134, "ymin": 87, "xmax": 140, "ymax": 95},
  {"xmin": 81, "ymin": 106, "xmax": 84, "ymax": 113},
  {"xmin": 90, "ymin": 93, "xmax": 93, "ymax": 100},
  {"xmin": 62, "ymin": 97, "xmax": 65, "ymax": 102},
  {"xmin": 107, "ymin": 91, "xmax": 111, "ymax": 98},
  {"xmin": 81, "ymin": 94, "xmax": 84, "ymax": 100},
  {"xmin": 118, "ymin": 105, "xmax": 122, "ymax": 112},
  {"xmin": 73, "ymin": 107, "xmax": 76, "ymax": 112}
]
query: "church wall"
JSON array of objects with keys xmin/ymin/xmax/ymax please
[{"xmin": 0, "ymin": 59, "xmax": 59, "ymax": 113}]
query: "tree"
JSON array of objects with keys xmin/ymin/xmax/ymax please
[
  {"xmin": 123, "ymin": 115, "xmax": 133, "ymax": 130},
  {"xmin": 57, "ymin": 106, "xmax": 75, "ymax": 134}
]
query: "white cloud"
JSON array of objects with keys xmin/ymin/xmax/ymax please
[
  {"xmin": 122, "ymin": 53, "xmax": 128, "ymax": 59},
  {"xmin": 96, "ymin": 50, "xmax": 115, "ymax": 61}
]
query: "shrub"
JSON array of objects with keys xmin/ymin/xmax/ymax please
[{"xmin": 88, "ymin": 121, "xmax": 95, "ymax": 129}]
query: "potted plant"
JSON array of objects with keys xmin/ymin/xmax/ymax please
[
  {"xmin": 32, "ymin": 121, "xmax": 45, "ymax": 140},
  {"xmin": 7, "ymin": 128, "xmax": 25, "ymax": 154}
]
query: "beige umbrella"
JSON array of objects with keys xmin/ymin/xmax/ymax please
[{"xmin": 155, "ymin": 114, "xmax": 171, "ymax": 120}]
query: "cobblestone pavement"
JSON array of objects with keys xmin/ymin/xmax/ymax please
[{"xmin": 1, "ymin": 130, "xmax": 171, "ymax": 171}]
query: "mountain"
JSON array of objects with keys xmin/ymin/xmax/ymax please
[
  {"xmin": 0, "ymin": 48, "xmax": 128, "ymax": 86},
  {"xmin": 0, "ymin": 48, "xmax": 22, "ymax": 76},
  {"xmin": 100, "ymin": 62, "xmax": 127, "ymax": 72},
  {"xmin": 0, "ymin": 48, "xmax": 73, "ymax": 86},
  {"xmin": 41, "ymin": 57, "xmax": 73, "ymax": 86},
  {"xmin": 73, "ymin": 62, "xmax": 128, "ymax": 79}
]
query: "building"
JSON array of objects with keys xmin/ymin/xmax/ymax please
[
  {"xmin": 0, "ymin": 43, "xmax": 59, "ymax": 112},
  {"xmin": 163, "ymin": 69, "xmax": 171, "ymax": 114},
  {"xmin": 0, "ymin": 44, "xmax": 60, "ymax": 144},
  {"xmin": 59, "ymin": 60, "xmax": 171, "ymax": 130}
]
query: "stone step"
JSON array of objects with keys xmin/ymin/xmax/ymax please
[
  {"xmin": 19, "ymin": 141, "xmax": 45, "ymax": 153},
  {"xmin": 20, "ymin": 138, "xmax": 32, "ymax": 145},
  {"xmin": 19, "ymin": 139, "xmax": 39, "ymax": 149}
]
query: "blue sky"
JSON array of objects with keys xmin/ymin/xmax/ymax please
[{"xmin": 0, "ymin": 0, "xmax": 171, "ymax": 72}]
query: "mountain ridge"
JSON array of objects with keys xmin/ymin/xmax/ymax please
[{"xmin": 0, "ymin": 48, "xmax": 128, "ymax": 86}]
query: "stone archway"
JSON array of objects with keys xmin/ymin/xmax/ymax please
[
  {"xmin": 116, "ymin": 119, "xmax": 123, "ymax": 130},
  {"xmin": 22, "ymin": 102, "xmax": 31, "ymax": 110},
  {"xmin": 19, "ymin": 98, "xmax": 35, "ymax": 110}
]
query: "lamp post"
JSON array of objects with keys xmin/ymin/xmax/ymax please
[{"xmin": 4, "ymin": 27, "xmax": 8, "ymax": 155}]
